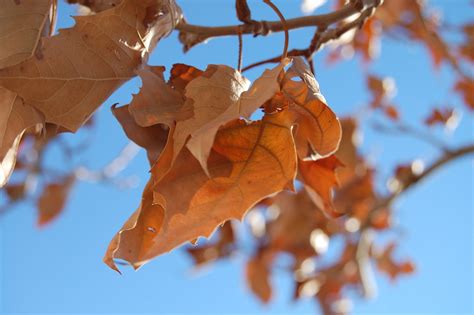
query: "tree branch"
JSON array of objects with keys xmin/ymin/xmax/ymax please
[
  {"xmin": 177, "ymin": 1, "xmax": 378, "ymax": 52},
  {"xmin": 378, "ymin": 143, "xmax": 474, "ymax": 211}
]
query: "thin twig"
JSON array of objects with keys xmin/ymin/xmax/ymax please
[
  {"xmin": 372, "ymin": 121, "xmax": 451, "ymax": 153},
  {"xmin": 376, "ymin": 143, "xmax": 474, "ymax": 211},
  {"xmin": 242, "ymin": 2, "xmax": 379, "ymax": 71},
  {"xmin": 237, "ymin": 26, "xmax": 243, "ymax": 72},
  {"xmin": 262, "ymin": 0, "xmax": 289, "ymax": 59}
]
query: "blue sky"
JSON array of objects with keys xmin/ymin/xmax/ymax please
[{"xmin": 1, "ymin": 0, "xmax": 472, "ymax": 314}]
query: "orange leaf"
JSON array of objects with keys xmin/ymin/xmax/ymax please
[
  {"xmin": 128, "ymin": 65, "xmax": 193, "ymax": 128},
  {"xmin": 104, "ymin": 179, "xmax": 164, "ymax": 272},
  {"xmin": 112, "ymin": 104, "xmax": 168, "ymax": 164},
  {"xmin": 282, "ymin": 58, "xmax": 341, "ymax": 159},
  {"xmin": 298, "ymin": 155, "xmax": 344, "ymax": 217},
  {"xmin": 37, "ymin": 174, "xmax": 75, "ymax": 227}
]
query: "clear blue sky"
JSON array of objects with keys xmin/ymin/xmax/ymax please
[{"xmin": 1, "ymin": 0, "xmax": 472, "ymax": 314}]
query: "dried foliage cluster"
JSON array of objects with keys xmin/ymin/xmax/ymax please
[{"xmin": 0, "ymin": 0, "xmax": 472, "ymax": 314}]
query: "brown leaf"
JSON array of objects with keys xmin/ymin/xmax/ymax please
[
  {"xmin": 37, "ymin": 174, "xmax": 75, "ymax": 227},
  {"xmin": 112, "ymin": 104, "xmax": 168, "ymax": 164},
  {"xmin": 246, "ymin": 250, "xmax": 274, "ymax": 303},
  {"xmin": 0, "ymin": 87, "xmax": 44, "ymax": 187},
  {"xmin": 298, "ymin": 155, "xmax": 344, "ymax": 217},
  {"xmin": 169, "ymin": 63, "xmax": 204, "ymax": 94},
  {"xmin": 186, "ymin": 222, "xmax": 235, "ymax": 266},
  {"xmin": 424, "ymin": 107, "xmax": 456, "ymax": 126},
  {"xmin": 0, "ymin": 0, "xmax": 55, "ymax": 69},
  {"xmin": 0, "ymin": 0, "xmax": 181, "ymax": 132},
  {"xmin": 177, "ymin": 61, "xmax": 287, "ymax": 175},
  {"xmin": 104, "ymin": 111, "xmax": 297, "ymax": 268},
  {"xmin": 374, "ymin": 242, "xmax": 415, "ymax": 281},
  {"xmin": 384, "ymin": 105, "xmax": 399, "ymax": 121},
  {"xmin": 266, "ymin": 190, "xmax": 337, "ymax": 258},
  {"xmin": 128, "ymin": 65, "xmax": 193, "ymax": 128},
  {"xmin": 236, "ymin": 0, "xmax": 252, "ymax": 23},
  {"xmin": 104, "ymin": 179, "xmax": 164, "ymax": 271},
  {"xmin": 173, "ymin": 64, "xmax": 250, "ymax": 173},
  {"xmin": 282, "ymin": 57, "xmax": 341, "ymax": 159},
  {"xmin": 454, "ymin": 78, "xmax": 474, "ymax": 110}
]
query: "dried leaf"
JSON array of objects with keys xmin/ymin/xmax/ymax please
[
  {"xmin": 173, "ymin": 63, "xmax": 251, "ymax": 174},
  {"xmin": 424, "ymin": 108, "xmax": 456, "ymax": 126},
  {"xmin": 104, "ymin": 111, "xmax": 297, "ymax": 268},
  {"xmin": 236, "ymin": 0, "xmax": 252, "ymax": 23},
  {"xmin": 454, "ymin": 78, "xmax": 474, "ymax": 110},
  {"xmin": 186, "ymin": 222, "xmax": 235, "ymax": 266},
  {"xmin": 112, "ymin": 104, "xmax": 168, "ymax": 163},
  {"xmin": 0, "ymin": 0, "xmax": 181, "ymax": 132},
  {"xmin": 282, "ymin": 57, "xmax": 341, "ymax": 159},
  {"xmin": 0, "ymin": 87, "xmax": 44, "ymax": 187},
  {"xmin": 0, "ymin": 0, "xmax": 55, "ymax": 69},
  {"xmin": 37, "ymin": 174, "xmax": 75, "ymax": 226},
  {"xmin": 298, "ymin": 155, "xmax": 344, "ymax": 217},
  {"xmin": 128, "ymin": 65, "xmax": 193, "ymax": 128},
  {"xmin": 374, "ymin": 242, "xmax": 415, "ymax": 281},
  {"xmin": 246, "ymin": 250, "xmax": 274, "ymax": 303},
  {"xmin": 104, "ymin": 179, "xmax": 164, "ymax": 272}
]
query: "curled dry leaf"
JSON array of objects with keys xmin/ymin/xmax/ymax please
[
  {"xmin": 0, "ymin": 87, "xmax": 44, "ymax": 187},
  {"xmin": 177, "ymin": 60, "xmax": 287, "ymax": 175},
  {"xmin": 106, "ymin": 111, "xmax": 298, "ymax": 270},
  {"xmin": 112, "ymin": 104, "xmax": 168, "ymax": 163},
  {"xmin": 0, "ymin": 0, "xmax": 181, "ymax": 132},
  {"xmin": 266, "ymin": 190, "xmax": 338, "ymax": 258},
  {"xmin": 282, "ymin": 58, "xmax": 341, "ymax": 159},
  {"xmin": 0, "ymin": 0, "xmax": 55, "ymax": 69},
  {"xmin": 128, "ymin": 65, "xmax": 193, "ymax": 128},
  {"xmin": 186, "ymin": 222, "xmax": 235, "ymax": 266},
  {"xmin": 298, "ymin": 155, "xmax": 344, "ymax": 217},
  {"xmin": 151, "ymin": 112, "xmax": 297, "ymax": 257},
  {"xmin": 103, "ymin": 179, "xmax": 164, "ymax": 272},
  {"xmin": 37, "ymin": 174, "xmax": 75, "ymax": 226},
  {"xmin": 105, "ymin": 57, "xmax": 342, "ymax": 271}
]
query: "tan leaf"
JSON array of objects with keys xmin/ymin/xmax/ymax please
[
  {"xmin": 266, "ymin": 190, "xmax": 337, "ymax": 258},
  {"xmin": 0, "ymin": 0, "xmax": 55, "ymax": 69},
  {"xmin": 298, "ymin": 155, "xmax": 344, "ymax": 217},
  {"xmin": 128, "ymin": 65, "xmax": 193, "ymax": 128},
  {"xmin": 112, "ymin": 104, "xmax": 168, "ymax": 164},
  {"xmin": 104, "ymin": 179, "xmax": 164, "ymax": 272},
  {"xmin": 173, "ymin": 64, "xmax": 250, "ymax": 173},
  {"xmin": 37, "ymin": 174, "xmax": 75, "ymax": 226},
  {"xmin": 0, "ymin": 87, "xmax": 44, "ymax": 187},
  {"xmin": 282, "ymin": 57, "xmax": 341, "ymax": 159},
  {"xmin": 0, "ymin": 0, "xmax": 181, "ymax": 132},
  {"xmin": 104, "ymin": 111, "xmax": 297, "ymax": 269}
]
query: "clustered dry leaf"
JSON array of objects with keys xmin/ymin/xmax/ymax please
[
  {"xmin": 1, "ymin": 1, "xmax": 472, "ymax": 314},
  {"xmin": 104, "ymin": 57, "xmax": 342, "ymax": 271}
]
